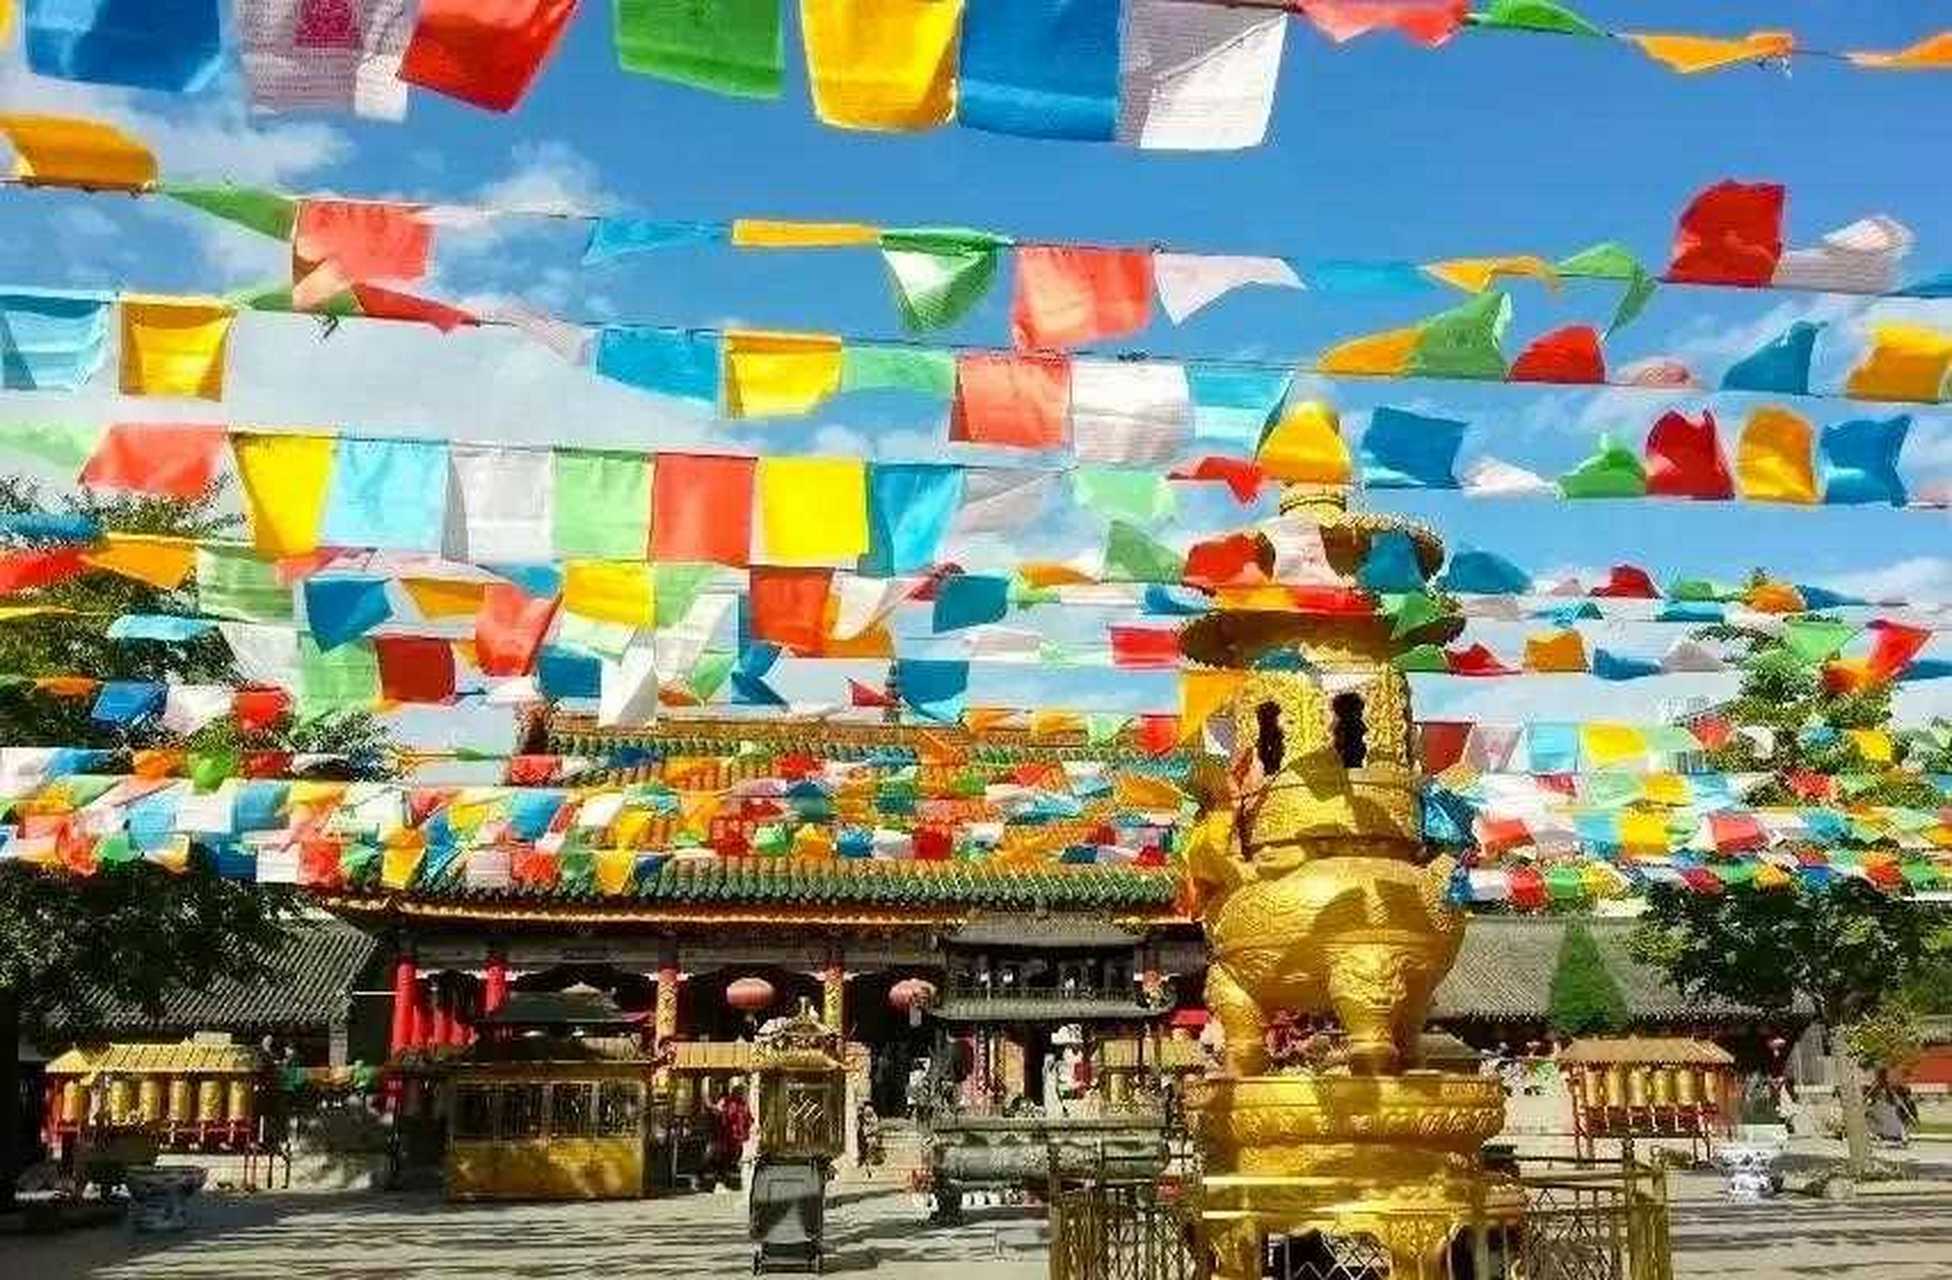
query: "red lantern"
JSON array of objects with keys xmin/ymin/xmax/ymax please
[
  {"xmin": 726, "ymin": 976, "xmax": 776, "ymax": 1014},
  {"xmin": 889, "ymin": 978, "xmax": 937, "ymax": 1014}
]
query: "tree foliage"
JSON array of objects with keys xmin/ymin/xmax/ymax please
[{"xmin": 1547, "ymin": 919, "xmax": 1629, "ymax": 1037}]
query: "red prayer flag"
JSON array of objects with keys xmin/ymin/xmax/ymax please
[
  {"xmin": 1787, "ymin": 769, "xmax": 1832, "ymax": 801},
  {"xmin": 1109, "ymin": 626, "xmax": 1181, "ymax": 669},
  {"xmin": 1508, "ymin": 326, "xmax": 1606, "ymax": 385},
  {"xmin": 950, "ymin": 353, "xmax": 1071, "ymax": 449},
  {"xmin": 1679, "ymin": 866, "xmax": 1725, "ymax": 896},
  {"xmin": 749, "ymin": 568, "xmax": 833, "ymax": 653},
  {"xmin": 1169, "ymin": 456, "xmax": 1267, "ymax": 503},
  {"xmin": 512, "ymin": 846, "xmax": 560, "ymax": 887},
  {"xmin": 275, "ymin": 551, "xmax": 337, "ymax": 586},
  {"xmin": 1184, "ymin": 532, "xmax": 1270, "ymax": 589},
  {"xmin": 1667, "ymin": 180, "xmax": 1785, "ymax": 286},
  {"xmin": 1708, "ymin": 812, "xmax": 1767, "ymax": 853},
  {"xmin": 293, "ymin": 199, "xmax": 431, "ymax": 284},
  {"xmin": 504, "ymin": 755, "xmax": 562, "ymax": 785},
  {"xmin": 1477, "ymin": 816, "xmax": 1530, "ymax": 854},
  {"xmin": 1417, "ymin": 721, "xmax": 1471, "ymax": 774},
  {"xmin": 1691, "ymin": 715, "xmax": 1731, "ymax": 750},
  {"xmin": 0, "ymin": 548, "xmax": 87, "ymax": 593},
  {"xmin": 375, "ymin": 636, "xmax": 458, "ymax": 704},
  {"xmin": 1294, "ymin": 0, "xmax": 1467, "ymax": 46},
  {"xmin": 1446, "ymin": 643, "xmax": 1514, "ymax": 677},
  {"xmin": 80, "ymin": 423, "xmax": 227, "ymax": 496},
  {"xmin": 1136, "ymin": 714, "xmax": 1180, "ymax": 756},
  {"xmin": 1866, "ymin": 620, "xmax": 1931, "ymax": 682},
  {"xmin": 1644, "ymin": 409, "xmax": 1733, "ymax": 500},
  {"xmin": 1286, "ymin": 586, "xmax": 1375, "ymax": 615},
  {"xmin": 913, "ymin": 827, "xmax": 952, "ymax": 861},
  {"xmin": 1506, "ymin": 864, "xmax": 1547, "ymax": 909},
  {"xmin": 398, "ymin": 0, "xmax": 578, "ymax": 112},
  {"xmin": 652, "ymin": 453, "xmax": 755, "ymax": 565},
  {"xmin": 350, "ymin": 283, "xmax": 478, "ymax": 332},
  {"xmin": 1589, "ymin": 565, "xmax": 1661, "ymax": 598},
  {"xmin": 1010, "ymin": 246, "xmax": 1152, "ymax": 350},
  {"xmin": 475, "ymin": 583, "xmax": 559, "ymax": 676},
  {"xmin": 848, "ymin": 678, "xmax": 893, "ymax": 708},
  {"xmin": 299, "ymin": 837, "xmax": 343, "ymax": 888},
  {"xmin": 232, "ymin": 687, "xmax": 291, "ymax": 734}
]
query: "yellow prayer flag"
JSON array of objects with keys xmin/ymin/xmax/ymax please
[
  {"xmin": 756, "ymin": 455, "xmax": 868, "ymax": 563},
  {"xmin": 1641, "ymin": 773, "xmax": 1691, "ymax": 808},
  {"xmin": 1844, "ymin": 324, "xmax": 1952, "ymax": 403},
  {"xmin": 1256, "ymin": 401, "xmax": 1350, "ymax": 484},
  {"xmin": 803, "ymin": 0, "xmax": 961, "ymax": 131},
  {"xmin": 1423, "ymin": 256, "xmax": 1559, "ymax": 295},
  {"xmin": 1018, "ymin": 562, "xmax": 1097, "ymax": 588},
  {"xmin": 119, "ymin": 295, "xmax": 235, "ymax": 400},
  {"xmin": 0, "ymin": 114, "xmax": 157, "ymax": 190},
  {"xmin": 1316, "ymin": 326, "xmax": 1418, "ymax": 377},
  {"xmin": 612, "ymin": 808, "xmax": 659, "ymax": 847},
  {"xmin": 1847, "ymin": 33, "xmax": 1952, "ymax": 69},
  {"xmin": 0, "ymin": 605, "xmax": 73, "ymax": 621},
  {"xmin": 1581, "ymin": 723, "xmax": 1646, "ymax": 768},
  {"xmin": 730, "ymin": 220, "xmax": 879, "ymax": 248},
  {"xmin": 1523, "ymin": 629, "xmax": 1588, "ymax": 673},
  {"xmin": 725, "ymin": 330, "xmax": 845, "ymax": 418},
  {"xmin": 1846, "ymin": 728, "xmax": 1894, "ymax": 764},
  {"xmin": 403, "ymin": 578, "xmax": 488, "ymax": 619},
  {"xmin": 1030, "ymin": 709, "xmax": 1084, "ymax": 739},
  {"xmin": 1735, "ymin": 407, "xmax": 1817, "ymax": 504},
  {"xmin": 233, "ymin": 433, "xmax": 334, "ymax": 556},
  {"xmin": 84, "ymin": 533, "xmax": 195, "ymax": 589},
  {"xmin": 381, "ymin": 842, "xmax": 424, "ymax": 890},
  {"xmin": 147, "ymin": 834, "xmax": 192, "ymax": 873},
  {"xmin": 678, "ymin": 792, "xmax": 722, "ymax": 838},
  {"xmin": 792, "ymin": 825, "xmax": 836, "ymax": 859},
  {"xmin": 563, "ymin": 560, "xmax": 654, "ymax": 625},
  {"xmin": 1213, "ymin": 585, "xmax": 1300, "ymax": 612},
  {"xmin": 594, "ymin": 848, "xmax": 638, "ymax": 895},
  {"xmin": 1581, "ymin": 861, "xmax": 1626, "ymax": 899},
  {"xmin": 1179, "ymin": 670, "xmax": 1245, "ymax": 743},
  {"xmin": 964, "ymin": 706, "xmax": 1017, "ymax": 733},
  {"xmin": 1113, "ymin": 772, "xmax": 1186, "ymax": 811},
  {"xmin": 1627, "ymin": 30, "xmax": 1794, "ymax": 74},
  {"xmin": 1753, "ymin": 861, "xmax": 1794, "ymax": 890}
]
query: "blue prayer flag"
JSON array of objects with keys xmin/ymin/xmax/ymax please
[
  {"xmin": 1303, "ymin": 261, "xmax": 1436, "ymax": 296},
  {"xmin": 958, "ymin": 0, "xmax": 1121, "ymax": 140},
  {"xmin": 1356, "ymin": 531, "xmax": 1425, "ymax": 594},
  {"xmin": 1186, "ymin": 366, "xmax": 1291, "ymax": 444},
  {"xmin": 303, "ymin": 577, "xmax": 393, "ymax": 651},
  {"xmin": 0, "ymin": 512, "xmax": 98, "ymax": 541},
  {"xmin": 932, "ymin": 574, "xmax": 1010, "ymax": 632},
  {"xmin": 895, "ymin": 659, "xmax": 969, "ymax": 723},
  {"xmin": 1359, "ymin": 406, "xmax": 1465, "ymax": 489},
  {"xmin": 1437, "ymin": 547, "xmax": 1531, "ymax": 595},
  {"xmin": 91, "ymin": 680, "xmax": 164, "ymax": 725},
  {"xmin": 1525, "ymin": 723, "xmax": 1579, "ymax": 773},
  {"xmin": 106, "ymin": 614, "xmax": 217, "ymax": 642},
  {"xmin": 583, "ymin": 218, "xmax": 725, "ymax": 263},
  {"xmin": 25, "ymin": 0, "xmax": 224, "ymax": 92},
  {"xmin": 862, "ymin": 463, "xmax": 963, "ymax": 575},
  {"xmin": 537, "ymin": 647, "xmax": 601, "ymax": 699},
  {"xmin": 1655, "ymin": 602, "xmax": 1724, "ymax": 624},
  {"xmin": 731, "ymin": 672, "xmax": 786, "ymax": 706},
  {"xmin": 507, "ymin": 791, "xmax": 567, "ymax": 841},
  {"xmin": 1895, "ymin": 271, "xmax": 1952, "ymax": 299},
  {"xmin": 126, "ymin": 789, "xmax": 182, "ymax": 852},
  {"xmin": 234, "ymin": 782, "xmax": 288, "ymax": 833},
  {"xmin": 0, "ymin": 291, "xmax": 111, "ymax": 390},
  {"xmin": 595, "ymin": 327, "xmax": 722, "ymax": 404},
  {"xmin": 320, "ymin": 438, "xmax": 448, "ymax": 551},
  {"xmin": 1720, "ymin": 321, "xmax": 1820, "ymax": 395},
  {"xmin": 1593, "ymin": 648, "xmax": 1662, "ymax": 681},
  {"xmin": 1820, "ymin": 415, "xmax": 1910, "ymax": 505}
]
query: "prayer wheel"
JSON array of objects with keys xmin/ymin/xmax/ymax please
[
  {"xmin": 138, "ymin": 1077, "xmax": 164, "ymax": 1123},
  {"xmin": 1674, "ymin": 1067, "xmax": 1699, "ymax": 1106},
  {"xmin": 198, "ymin": 1078, "xmax": 226, "ymax": 1122},
  {"xmin": 60, "ymin": 1080, "xmax": 84, "ymax": 1124},
  {"xmin": 1650, "ymin": 1066, "xmax": 1674, "ymax": 1106},
  {"xmin": 107, "ymin": 1078, "xmax": 134, "ymax": 1124},
  {"xmin": 169, "ymin": 1077, "xmax": 195, "ymax": 1122},
  {"xmin": 1626, "ymin": 1065, "xmax": 1650, "ymax": 1107},
  {"xmin": 1582, "ymin": 1068, "xmax": 1606, "ymax": 1109},
  {"xmin": 228, "ymin": 1080, "xmax": 254, "ymax": 1124},
  {"xmin": 1603, "ymin": 1064, "xmax": 1626, "ymax": 1107}
]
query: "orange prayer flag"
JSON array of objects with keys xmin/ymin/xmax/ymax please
[
  {"xmin": 1316, "ymin": 326, "xmax": 1418, "ymax": 376},
  {"xmin": 1522, "ymin": 629, "xmax": 1588, "ymax": 673},
  {"xmin": 1847, "ymin": 32, "xmax": 1952, "ymax": 69},
  {"xmin": 403, "ymin": 578, "xmax": 488, "ymax": 619},
  {"xmin": 749, "ymin": 568, "xmax": 833, "ymax": 653},
  {"xmin": 1628, "ymin": 31, "xmax": 1794, "ymax": 74},
  {"xmin": 80, "ymin": 422, "xmax": 228, "ymax": 496},
  {"xmin": 950, "ymin": 353, "xmax": 1070, "ymax": 449},
  {"xmin": 1735, "ymin": 407, "xmax": 1817, "ymax": 504},
  {"xmin": 1844, "ymin": 324, "xmax": 1952, "ymax": 403},
  {"xmin": 1010, "ymin": 246, "xmax": 1152, "ymax": 350},
  {"xmin": 651, "ymin": 454, "xmax": 756, "ymax": 567},
  {"xmin": 1030, "ymin": 709, "xmax": 1083, "ymax": 739},
  {"xmin": 0, "ymin": 114, "xmax": 157, "ymax": 190},
  {"xmin": 964, "ymin": 707, "xmax": 1017, "ymax": 733},
  {"xmin": 83, "ymin": 534, "xmax": 195, "ymax": 589},
  {"xmin": 1423, "ymin": 255, "xmax": 1558, "ymax": 295},
  {"xmin": 474, "ymin": 583, "xmax": 558, "ymax": 676},
  {"xmin": 398, "ymin": 0, "xmax": 577, "ymax": 111}
]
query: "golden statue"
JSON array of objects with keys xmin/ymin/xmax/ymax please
[{"xmin": 1178, "ymin": 472, "xmax": 1515, "ymax": 1279}]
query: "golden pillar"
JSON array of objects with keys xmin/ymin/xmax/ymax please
[
  {"xmin": 1181, "ymin": 481, "xmax": 1518, "ymax": 1278},
  {"xmin": 820, "ymin": 942, "xmax": 845, "ymax": 1034},
  {"xmin": 654, "ymin": 939, "xmax": 681, "ymax": 1047}
]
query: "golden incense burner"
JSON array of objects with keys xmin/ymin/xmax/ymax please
[{"xmin": 1179, "ymin": 477, "xmax": 1517, "ymax": 1278}]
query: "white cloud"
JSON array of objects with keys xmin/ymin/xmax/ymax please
[{"xmin": 1819, "ymin": 557, "xmax": 1952, "ymax": 604}]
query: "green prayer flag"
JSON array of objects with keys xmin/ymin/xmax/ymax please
[
  {"xmin": 553, "ymin": 449, "xmax": 652, "ymax": 559},
  {"xmin": 687, "ymin": 649, "xmax": 736, "ymax": 701},
  {"xmin": 840, "ymin": 343, "xmax": 956, "ymax": 396},
  {"xmin": 1072, "ymin": 468, "xmax": 1175, "ymax": 525},
  {"xmin": 878, "ymin": 228, "xmax": 1007, "ymax": 332},
  {"xmin": 228, "ymin": 280, "xmax": 362, "ymax": 317},
  {"xmin": 1472, "ymin": 0, "xmax": 1604, "ymax": 38},
  {"xmin": 1384, "ymin": 591, "xmax": 1444, "ymax": 640},
  {"xmin": 1557, "ymin": 242, "xmax": 1641, "ymax": 280},
  {"xmin": 197, "ymin": 546, "xmax": 294, "ymax": 622},
  {"xmin": 558, "ymin": 845, "xmax": 595, "ymax": 887},
  {"xmin": 1608, "ymin": 266, "xmax": 1658, "ymax": 336},
  {"xmin": 0, "ymin": 420, "xmax": 101, "ymax": 471},
  {"xmin": 95, "ymin": 833, "xmax": 138, "ymax": 865},
  {"xmin": 339, "ymin": 842, "xmax": 379, "ymax": 882},
  {"xmin": 188, "ymin": 748, "xmax": 237, "ymax": 792},
  {"xmin": 1409, "ymin": 292, "xmax": 1510, "ymax": 380},
  {"xmin": 165, "ymin": 183, "xmax": 298, "ymax": 240},
  {"xmin": 297, "ymin": 636, "xmax": 382, "ymax": 715},
  {"xmin": 1103, "ymin": 520, "xmax": 1186, "ymax": 584},
  {"xmin": 1558, "ymin": 435, "xmax": 1647, "ymax": 498},
  {"xmin": 1393, "ymin": 644, "xmax": 1449, "ymax": 673},
  {"xmin": 1010, "ymin": 580, "xmax": 1058, "ymax": 608},
  {"xmin": 653, "ymin": 563, "xmax": 716, "ymax": 627},
  {"xmin": 1783, "ymin": 617, "xmax": 1857, "ymax": 665},
  {"xmin": 1086, "ymin": 713, "xmax": 1130, "ymax": 744},
  {"xmin": 1666, "ymin": 578, "xmax": 1718, "ymax": 601},
  {"xmin": 613, "ymin": 0, "xmax": 783, "ymax": 98},
  {"xmin": 557, "ymin": 614, "xmax": 637, "ymax": 660}
]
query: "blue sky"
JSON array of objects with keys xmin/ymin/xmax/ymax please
[{"xmin": 0, "ymin": 1, "xmax": 1949, "ymax": 740}]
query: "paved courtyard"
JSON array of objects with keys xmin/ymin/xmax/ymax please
[{"xmin": 6, "ymin": 1174, "xmax": 1951, "ymax": 1279}]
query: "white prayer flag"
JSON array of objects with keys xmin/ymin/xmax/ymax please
[
  {"xmin": 1071, "ymin": 360, "xmax": 1193, "ymax": 466},
  {"xmin": 1461, "ymin": 457, "xmax": 1556, "ymax": 498},
  {"xmin": 218, "ymin": 622, "xmax": 301, "ymax": 688},
  {"xmin": 951, "ymin": 469, "xmax": 1056, "ymax": 536},
  {"xmin": 1117, "ymin": 0, "xmax": 1287, "ymax": 151},
  {"xmin": 444, "ymin": 445, "xmax": 555, "ymax": 563},
  {"xmin": 599, "ymin": 646, "xmax": 660, "ymax": 728},
  {"xmin": 1154, "ymin": 253, "xmax": 1302, "ymax": 323},
  {"xmin": 235, "ymin": 0, "xmax": 415, "ymax": 121},
  {"xmin": 161, "ymin": 685, "xmax": 236, "ymax": 735},
  {"xmin": 1772, "ymin": 216, "xmax": 1913, "ymax": 294}
]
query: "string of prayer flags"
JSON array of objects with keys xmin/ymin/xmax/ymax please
[
  {"xmin": 594, "ymin": 327, "xmax": 721, "ymax": 404},
  {"xmin": 1115, "ymin": 0, "xmax": 1287, "ymax": 151},
  {"xmin": 397, "ymin": 0, "xmax": 576, "ymax": 112},
  {"xmin": 1722, "ymin": 321, "xmax": 1821, "ymax": 395},
  {"xmin": 723, "ymin": 330, "xmax": 844, "ymax": 418},
  {"xmin": 650, "ymin": 453, "xmax": 754, "ymax": 566},
  {"xmin": 1358, "ymin": 407, "xmax": 1464, "ymax": 489},
  {"xmin": 1643, "ymin": 410, "xmax": 1733, "ymax": 500},
  {"xmin": 1012, "ymin": 246, "xmax": 1153, "ymax": 350},
  {"xmin": 612, "ymin": 0, "xmax": 784, "ymax": 98},
  {"xmin": 1626, "ymin": 30, "xmax": 1794, "ymax": 75},
  {"xmin": 801, "ymin": 0, "xmax": 961, "ymax": 131},
  {"xmin": 1669, "ymin": 181, "xmax": 1785, "ymax": 286},
  {"xmin": 1848, "ymin": 32, "xmax": 1952, "ymax": 70},
  {"xmin": 234, "ymin": 433, "xmax": 334, "ymax": 557},
  {"xmin": 1509, "ymin": 326, "xmax": 1605, "ymax": 384},
  {"xmin": 1844, "ymin": 325, "xmax": 1952, "ymax": 403},
  {"xmin": 1559, "ymin": 435, "xmax": 1646, "ymax": 499},
  {"xmin": 951, "ymin": 354, "xmax": 1070, "ymax": 449},
  {"xmin": 1820, "ymin": 416, "xmax": 1911, "ymax": 506},
  {"xmin": 879, "ymin": 228, "xmax": 1007, "ymax": 332},
  {"xmin": 0, "ymin": 114, "xmax": 156, "ymax": 190},
  {"xmin": 756, "ymin": 457, "xmax": 868, "ymax": 564},
  {"xmin": 234, "ymin": 0, "xmax": 414, "ymax": 122},
  {"xmin": 1734, "ymin": 407, "xmax": 1818, "ymax": 503},
  {"xmin": 958, "ymin": 0, "xmax": 1122, "ymax": 141},
  {"xmin": 23, "ymin": 0, "xmax": 224, "ymax": 92},
  {"xmin": 0, "ymin": 290, "xmax": 110, "ymax": 391}
]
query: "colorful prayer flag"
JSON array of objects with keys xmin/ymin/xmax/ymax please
[
  {"xmin": 24, "ymin": 0, "xmax": 224, "ymax": 91},
  {"xmin": 651, "ymin": 453, "xmax": 754, "ymax": 565},
  {"xmin": 1820, "ymin": 415, "xmax": 1910, "ymax": 506},
  {"xmin": 475, "ymin": 583, "xmax": 558, "ymax": 676},
  {"xmin": 863, "ymin": 463, "xmax": 962, "ymax": 575},
  {"xmin": 594, "ymin": 327, "xmax": 721, "ymax": 404},
  {"xmin": 1643, "ymin": 410, "xmax": 1733, "ymax": 500},
  {"xmin": 801, "ymin": 0, "xmax": 961, "ymax": 131},
  {"xmin": 304, "ymin": 576, "xmax": 393, "ymax": 650},
  {"xmin": 613, "ymin": 0, "xmax": 783, "ymax": 97},
  {"xmin": 165, "ymin": 182, "xmax": 298, "ymax": 240},
  {"xmin": 756, "ymin": 457, "xmax": 868, "ymax": 564},
  {"xmin": 233, "ymin": 433, "xmax": 334, "ymax": 556},
  {"xmin": 563, "ymin": 560, "xmax": 654, "ymax": 625},
  {"xmin": 445, "ymin": 445, "xmax": 554, "ymax": 562},
  {"xmin": 723, "ymin": 329, "xmax": 843, "ymax": 418},
  {"xmin": 398, "ymin": 0, "xmax": 576, "ymax": 111},
  {"xmin": 118, "ymin": 296, "xmax": 234, "ymax": 400},
  {"xmin": 1722, "ymin": 321, "xmax": 1820, "ymax": 395},
  {"xmin": 1735, "ymin": 407, "xmax": 1817, "ymax": 504},
  {"xmin": 1011, "ymin": 246, "xmax": 1152, "ymax": 350},
  {"xmin": 1667, "ymin": 180, "xmax": 1785, "ymax": 286},
  {"xmin": 1116, "ymin": 0, "xmax": 1286, "ymax": 151},
  {"xmin": 1295, "ymin": 0, "xmax": 1465, "ymax": 46},
  {"xmin": 0, "ymin": 115, "xmax": 156, "ymax": 190},
  {"xmin": 950, "ymin": 354, "xmax": 1070, "ymax": 449},
  {"xmin": 1359, "ymin": 406, "xmax": 1464, "ymax": 489},
  {"xmin": 1069, "ymin": 360, "xmax": 1191, "ymax": 465},
  {"xmin": 878, "ymin": 228, "xmax": 1006, "ymax": 332},
  {"xmin": 1410, "ymin": 291, "xmax": 1509, "ymax": 379},
  {"xmin": 1317, "ymin": 325, "xmax": 1418, "ymax": 377},
  {"xmin": 80, "ymin": 422, "xmax": 226, "ymax": 496},
  {"xmin": 1559, "ymin": 435, "xmax": 1646, "ymax": 499},
  {"xmin": 748, "ymin": 567, "xmax": 832, "ymax": 652},
  {"xmin": 551, "ymin": 448, "xmax": 652, "ymax": 559},
  {"xmin": 1627, "ymin": 30, "xmax": 1794, "ymax": 75},
  {"xmin": 321, "ymin": 437, "xmax": 449, "ymax": 551},
  {"xmin": 958, "ymin": 0, "xmax": 1122, "ymax": 140},
  {"xmin": 234, "ymin": 0, "xmax": 414, "ymax": 121},
  {"xmin": 1844, "ymin": 324, "xmax": 1952, "ymax": 403},
  {"xmin": 1508, "ymin": 325, "xmax": 1604, "ymax": 384}
]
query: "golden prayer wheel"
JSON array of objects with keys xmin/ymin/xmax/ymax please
[
  {"xmin": 1582, "ymin": 1068, "xmax": 1606, "ymax": 1109},
  {"xmin": 1603, "ymin": 1063, "xmax": 1626, "ymax": 1106},
  {"xmin": 169, "ymin": 1078, "xmax": 195, "ymax": 1122},
  {"xmin": 228, "ymin": 1080, "xmax": 253, "ymax": 1123},
  {"xmin": 1626, "ymin": 1065, "xmax": 1650, "ymax": 1108},
  {"xmin": 138, "ymin": 1077, "xmax": 163, "ymax": 1123},
  {"xmin": 1650, "ymin": 1066, "xmax": 1674, "ymax": 1107},
  {"xmin": 198, "ymin": 1078, "xmax": 225, "ymax": 1122},
  {"xmin": 60, "ymin": 1080, "xmax": 84, "ymax": 1124},
  {"xmin": 107, "ymin": 1078, "xmax": 134, "ymax": 1124},
  {"xmin": 1674, "ymin": 1067, "xmax": 1699, "ymax": 1106}
]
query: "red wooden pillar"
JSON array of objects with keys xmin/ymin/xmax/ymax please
[
  {"xmin": 429, "ymin": 974, "xmax": 454, "ymax": 1047},
  {"xmin": 483, "ymin": 950, "xmax": 509, "ymax": 1015},
  {"xmin": 411, "ymin": 978, "xmax": 434, "ymax": 1050},
  {"xmin": 388, "ymin": 952, "xmax": 417, "ymax": 1057}
]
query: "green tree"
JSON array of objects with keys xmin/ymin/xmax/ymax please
[
  {"xmin": 1547, "ymin": 920, "xmax": 1629, "ymax": 1037},
  {"xmin": 0, "ymin": 478, "xmax": 390, "ymax": 1204}
]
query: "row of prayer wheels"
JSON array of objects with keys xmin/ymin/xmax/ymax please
[
  {"xmin": 55, "ymin": 1075, "xmax": 254, "ymax": 1129},
  {"xmin": 1568, "ymin": 1062, "xmax": 1729, "ymax": 1111}
]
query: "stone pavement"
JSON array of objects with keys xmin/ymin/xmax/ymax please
[{"xmin": 6, "ymin": 1174, "xmax": 1951, "ymax": 1279}]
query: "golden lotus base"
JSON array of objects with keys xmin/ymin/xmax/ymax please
[{"xmin": 1197, "ymin": 1072, "xmax": 1520, "ymax": 1280}]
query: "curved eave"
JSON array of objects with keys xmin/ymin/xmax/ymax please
[{"xmin": 316, "ymin": 892, "xmax": 1189, "ymax": 930}]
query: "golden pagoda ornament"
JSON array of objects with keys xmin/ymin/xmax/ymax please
[{"xmin": 1179, "ymin": 460, "xmax": 1518, "ymax": 1279}]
